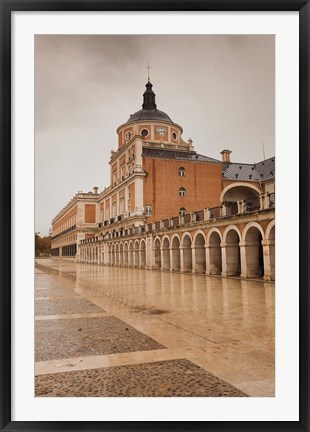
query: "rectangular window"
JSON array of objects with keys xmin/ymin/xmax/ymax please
[{"xmin": 145, "ymin": 205, "xmax": 152, "ymax": 216}]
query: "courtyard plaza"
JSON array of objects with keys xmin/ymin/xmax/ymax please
[{"xmin": 35, "ymin": 259, "xmax": 274, "ymax": 397}]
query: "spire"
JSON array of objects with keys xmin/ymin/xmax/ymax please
[
  {"xmin": 142, "ymin": 81, "xmax": 157, "ymax": 110},
  {"xmin": 146, "ymin": 61, "xmax": 151, "ymax": 83}
]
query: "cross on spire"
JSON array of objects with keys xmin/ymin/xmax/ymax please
[{"xmin": 146, "ymin": 62, "xmax": 152, "ymax": 82}]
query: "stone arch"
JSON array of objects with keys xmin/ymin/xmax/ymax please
[
  {"xmin": 181, "ymin": 231, "xmax": 193, "ymax": 245},
  {"xmin": 243, "ymin": 223, "xmax": 264, "ymax": 278},
  {"xmin": 134, "ymin": 239, "xmax": 140, "ymax": 267},
  {"xmin": 223, "ymin": 225, "xmax": 242, "ymax": 244},
  {"xmin": 223, "ymin": 226, "xmax": 241, "ymax": 276},
  {"xmin": 128, "ymin": 241, "xmax": 134, "ymax": 267},
  {"xmin": 193, "ymin": 231, "xmax": 206, "ymax": 273},
  {"xmin": 220, "ymin": 182, "xmax": 261, "ymax": 203},
  {"xmin": 265, "ymin": 219, "xmax": 275, "ymax": 240},
  {"xmin": 181, "ymin": 233, "xmax": 192, "ymax": 272},
  {"xmin": 140, "ymin": 239, "xmax": 146, "ymax": 268},
  {"xmin": 154, "ymin": 237, "xmax": 161, "ymax": 269},
  {"xmin": 192, "ymin": 229, "xmax": 206, "ymax": 245},
  {"xmin": 241, "ymin": 222, "xmax": 265, "ymax": 242},
  {"xmin": 171, "ymin": 234, "xmax": 181, "ymax": 271},
  {"xmin": 162, "ymin": 236, "xmax": 170, "ymax": 270},
  {"xmin": 206, "ymin": 228, "xmax": 223, "ymax": 244},
  {"xmin": 207, "ymin": 228, "xmax": 222, "ymax": 275}
]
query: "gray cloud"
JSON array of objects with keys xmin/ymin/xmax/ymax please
[{"xmin": 35, "ymin": 35, "xmax": 274, "ymax": 235}]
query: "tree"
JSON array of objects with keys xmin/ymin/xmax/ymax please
[
  {"xmin": 35, "ymin": 232, "xmax": 41, "ymax": 257},
  {"xmin": 35, "ymin": 232, "xmax": 51, "ymax": 257}
]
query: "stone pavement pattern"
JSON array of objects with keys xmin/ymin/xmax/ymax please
[
  {"xmin": 35, "ymin": 260, "xmax": 275, "ymax": 397},
  {"xmin": 36, "ymin": 359, "xmax": 247, "ymax": 397},
  {"xmin": 36, "ymin": 316, "xmax": 165, "ymax": 362}
]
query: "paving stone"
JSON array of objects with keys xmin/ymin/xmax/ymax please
[
  {"xmin": 35, "ymin": 288, "xmax": 81, "ymax": 299},
  {"xmin": 35, "ymin": 359, "xmax": 248, "ymax": 397},
  {"xmin": 35, "ymin": 316, "xmax": 165, "ymax": 361},
  {"xmin": 35, "ymin": 298, "xmax": 104, "ymax": 316}
]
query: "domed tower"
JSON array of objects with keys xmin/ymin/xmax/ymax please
[
  {"xmin": 116, "ymin": 80, "xmax": 188, "ymax": 149},
  {"xmin": 105, "ymin": 77, "xmax": 222, "ymax": 228}
]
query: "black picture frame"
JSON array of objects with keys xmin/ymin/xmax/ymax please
[{"xmin": 1, "ymin": 1, "xmax": 309, "ymax": 431}]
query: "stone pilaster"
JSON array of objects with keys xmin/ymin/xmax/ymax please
[
  {"xmin": 262, "ymin": 239, "xmax": 275, "ymax": 281},
  {"xmin": 179, "ymin": 246, "xmax": 184, "ymax": 272},
  {"xmin": 205, "ymin": 245, "xmax": 211, "ymax": 275}
]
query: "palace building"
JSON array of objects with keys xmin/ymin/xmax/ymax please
[{"xmin": 51, "ymin": 78, "xmax": 275, "ymax": 281}]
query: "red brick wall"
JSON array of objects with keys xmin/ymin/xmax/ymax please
[
  {"xmin": 85, "ymin": 204, "xmax": 96, "ymax": 223},
  {"xmin": 143, "ymin": 158, "xmax": 222, "ymax": 222}
]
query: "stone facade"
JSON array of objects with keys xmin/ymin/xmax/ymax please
[
  {"xmin": 51, "ymin": 79, "xmax": 275, "ymax": 281},
  {"xmin": 78, "ymin": 202, "xmax": 275, "ymax": 281}
]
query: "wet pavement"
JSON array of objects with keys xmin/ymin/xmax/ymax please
[
  {"xmin": 36, "ymin": 316, "xmax": 165, "ymax": 362},
  {"xmin": 35, "ymin": 259, "xmax": 275, "ymax": 397}
]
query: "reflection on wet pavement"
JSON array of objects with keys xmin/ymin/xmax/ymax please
[{"xmin": 35, "ymin": 259, "xmax": 275, "ymax": 397}]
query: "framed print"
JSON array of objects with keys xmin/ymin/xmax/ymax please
[{"xmin": 1, "ymin": 1, "xmax": 309, "ymax": 431}]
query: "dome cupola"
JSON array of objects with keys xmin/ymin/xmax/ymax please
[
  {"xmin": 125, "ymin": 81, "xmax": 174, "ymax": 124},
  {"xmin": 116, "ymin": 76, "xmax": 184, "ymax": 149}
]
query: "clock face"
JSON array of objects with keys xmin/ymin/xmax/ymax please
[{"xmin": 156, "ymin": 127, "xmax": 167, "ymax": 137}]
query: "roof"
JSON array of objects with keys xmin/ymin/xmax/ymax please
[
  {"xmin": 127, "ymin": 108, "xmax": 173, "ymax": 124},
  {"xmin": 125, "ymin": 81, "xmax": 175, "ymax": 125},
  {"xmin": 142, "ymin": 147, "xmax": 221, "ymax": 163},
  {"xmin": 222, "ymin": 156, "xmax": 275, "ymax": 181},
  {"xmin": 255, "ymin": 157, "xmax": 275, "ymax": 180}
]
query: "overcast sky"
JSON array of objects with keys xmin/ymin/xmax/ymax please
[{"xmin": 35, "ymin": 34, "xmax": 275, "ymax": 236}]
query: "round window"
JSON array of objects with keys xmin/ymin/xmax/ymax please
[
  {"xmin": 140, "ymin": 129, "xmax": 149, "ymax": 138},
  {"xmin": 172, "ymin": 132, "xmax": 177, "ymax": 141}
]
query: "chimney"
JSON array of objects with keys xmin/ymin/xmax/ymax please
[
  {"xmin": 220, "ymin": 149, "xmax": 232, "ymax": 163},
  {"xmin": 93, "ymin": 186, "xmax": 99, "ymax": 194}
]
